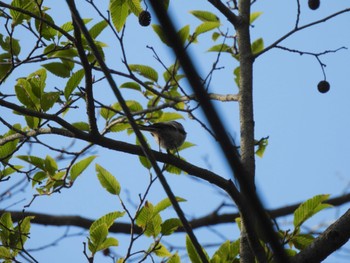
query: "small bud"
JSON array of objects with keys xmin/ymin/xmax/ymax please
[
  {"xmin": 139, "ymin": 11, "xmax": 151, "ymax": 27},
  {"xmin": 317, "ymin": 80, "xmax": 330, "ymax": 93}
]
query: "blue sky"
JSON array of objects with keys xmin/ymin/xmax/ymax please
[{"xmin": 1, "ymin": 1, "xmax": 350, "ymax": 262}]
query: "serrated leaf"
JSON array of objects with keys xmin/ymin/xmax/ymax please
[
  {"xmin": 190, "ymin": 10, "xmax": 219, "ymax": 22},
  {"xmin": 194, "ymin": 21, "xmax": 220, "ymax": 36},
  {"xmin": 42, "ymin": 62, "xmax": 71, "ymax": 78},
  {"xmin": 90, "ymin": 211, "xmax": 125, "ymax": 233},
  {"xmin": 89, "ymin": 223, "xmax": 108, "ymax": 253},
  {"xmin": 127, "ymin": 0, "xmax": 142, "ymax": 16},
  {"xmin": 120, "ymin": 82, "xmax": 141, "ymax": 91},
  {"xmin": 64, "ymin": 69, "xmax": 85, "ymax": 99},
  {"xmin": 152, "ymin": 243, "xmax": 172, "ymax": 257},
  {"xmin": 28, "ymin": 68, "xmax": 47, "ymax": 98},
  {"xmin": 161, "ymin": 218, "xmax": 182, "ymax": 235},
  {"xmin": 250, "ymin": 11, "xmax": 263, "ymax": 24},
  {"xmin": 152, "ymin": 24, "xmax": 170, "ymax": 46},
  {"xmin": 129, "ymin": 64, "xmax": 158, "ymax": 82},
  {"xmin": 99, "ymin": 237, "xmax": 119, "ymax": 251},
  {"xmin": 109, "ymin": 0, "xmax": 129, "ymax": 32},
  {"xmin": 293, "ymin": 194, "xmax": 331, "ymax": 228},
  {"xmin": 251, "ymin": 38, "xmax": 264, "ymax": 55},
  {"xmin": 70, "ymin": 156, "xmax": 96, "ymax": 181},
  {"xmin": 89, "ymin": 20, "xmax": 108, "ymax": 39},
  {"xmin": 96, "ymin": 164, "xmax": 121, "ymax": 195}
]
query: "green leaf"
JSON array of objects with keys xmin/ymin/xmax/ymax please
[
  {"xmin": 70, "ymin": 156, "xmax": 96, "ymax": 181},
  {"xmin": 161, "ymin": 218, "xmax": 182, "ymax": 235},
  {"xmin": 168, "ymin": 253, "xmax": 181, "ymax": 263},
  {"xmin": 90, "ymin": 212, "xmax": 124, "ymax": 238},
  {"xmin": 89, "ymin": 20, "xmax": 108, "ymax": 39},
  {"xmin": 178, "ymin": 25, "xmax": 190, "ymax": 45},
  {"xmin": 28, "ymin": 68, "xmax": 47, "ymax": 99},
  {"xmin": 0, "ymin": 247, "xmax": 12, "ymax": 259},
  {"xmin": 64, "ymin": 68, "xmax": 85, "ymax": 99},
  {"xmin": 152, "ymin": 24, "xmax": 170, "ymax": 46},
  {"xmin": 32, "ymin": 171, "xmax": 47, "ymax": 187},
  {"xmin": 99, "ymin": 237, "xmax": 119, "ymax": 251},
  {"xmin": 154, "ymin": 197, "xmax": 186, "ymax": 215},
  {"xmin": 89, "ymin": 223, "xmax": 108, "ymax": 254},
  {"xmin": 15, "ymin": 78, "xmax": 39, "ymax": 109},
  {"xmin": 293, "ymin": 194, "xmax": 332, "ymax": 228},
  {"xmin": 194, "ymin": 21, "xmax": 220, "ymax": 36},
  {"xmin": 17, "ymin": 155, "xmax": 46, "ymax": 171},
  {"xmin": 127, "ymin": 0, "xmax": 143, "ymax": 16},
  {"xmin": 44, "ymin": 155, "xmax": 57, "ymax": 175},
  {"xmin": 186, "ymin": 235, "xmax": 209, "ymax": 263},
  {"xmin": 42, "ymin": 62, "xmax": 71, "ymax": 78},
  {"xmin": 35, "ymin": 13, "xmax": 57, "ymax": 40},
  {"xmin": 120, "ymin": 82, "xmax": 141, "ymax": 91},
  {"xmin": 291, "ymin": 234, "xmax": 314, "ymax": 250},
  {"xmin": 72, "ymin": 122, "xmax": 90, "ymax": 131},
  {"xmin": 0, "ymin": 165, "xmax": 23, "ymax": 178},
  {"xmin": 41, "ymin": 92, "xmax": 60, "ymax": 112},
  {"xmin": 211, "ymin": 240, "xmax": 240, "ymax": 262},
  {"xmin": 25, "ymin": 115, "xmax": 40, "ymax": 129},
  {"xmin": 96, "ymin": 164, "xmax": 121, "ymax": 195},
  {"xmin": 100, "ymin": 107, "xmax": 116, "ymax": 120},
  {"xmin": 152, "ymin": 243, "xmax": 172, "ymax": 257},
  {"xmin": 251, "ymin": 38, "xmax": 264, "ymax": 55},
  {"xmin": 255, "ymin": 137, "xmax": 268, "ymax": 158},
  {"xmin": 136, "ymin": 201, "xmax": 162, "ymax": 237},
  {"xmin": 233, "ymin": 66, "xmax": 240, "ymax": 87},
  {"xmin": 109, "ymin": 122, "xmax": 130, "ymax": 133},
  {"xmin": 250, "ymin": 12, "xmax": 263, "ymax": 25},
  {"xmin": 129, "ymin": 64, "xmax": 158, "ymax": 82},
  {"xmin": 207, "ymin": 43, "xmax": 232, "ymax": 53},
  {"xmin": 109, "ymin": 0, "xmax": 129, "ymax": 32},
  {"xmin": 212, "ymin": 32, "xmax": 220, "ymax": 41},
  {"xmin": 157, "ymin": 112, "xmax": 184, "ymax": 122},
  {"xmin": 190, "ymin": 10, "xmax": 219, "ymax": 22}
]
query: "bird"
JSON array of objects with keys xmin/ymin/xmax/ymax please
[{"xmin": 138, "ymin": 121, "xmax": 186, "ymax": 154}]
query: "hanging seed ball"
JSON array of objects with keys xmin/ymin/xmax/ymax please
[
  {"xmin": 139, "ymin": 10, "xmax": 151, "ymax": 27},
  {"xmin": 308, "ymin": 0, "xmax": 320, "ymax": 10},
  {"xmin": 317, "ymin": 80, "xmax": 330, "ymax": 93}
]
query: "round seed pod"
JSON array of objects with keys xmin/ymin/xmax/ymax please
[
  {"xmin": 317, "ymin": 80, "xmax": 330, "ymax": 93},
  {"xmin": 308, "ymin": 0, "xmax": 320, "ymax": 10},
  {"xmin": 139, "ymin": 10, "xmax": 151, "ymax": 27}
]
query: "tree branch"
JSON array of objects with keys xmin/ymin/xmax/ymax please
[
  {"xmin": 255, "ymin": 8, "xmax": 350, "ymax": 58},
  {"xmin": 292, "ymin": 209, "xmax": 350, "ymax": 263},
  {"xmin": 5, "ymin": 192, "xmax": 350, "ymax": 233}
]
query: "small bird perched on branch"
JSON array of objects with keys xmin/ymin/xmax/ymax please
[{"xmin": 138, "ymin": 121, "xmax": 187, "ymax": 154}]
